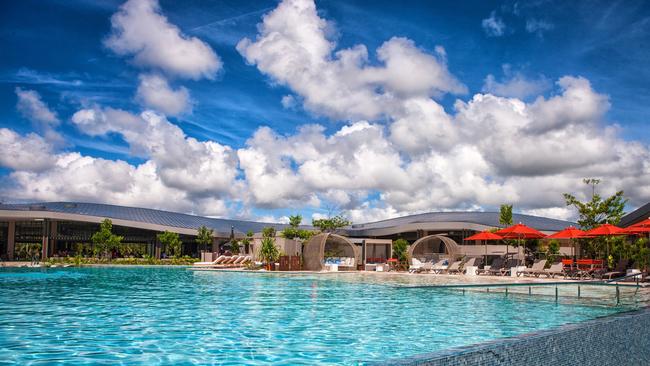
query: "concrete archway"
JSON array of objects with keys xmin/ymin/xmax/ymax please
[{"xmin": 407, "ymin": 235, "xmax": 460, "ymax": 263}]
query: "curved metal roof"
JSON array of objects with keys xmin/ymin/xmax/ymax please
[
  {"xmin": 0, "ymin": 202, "xmax": 575, "ymax": 237},
  {"xmin": 0, "ymin": 202, "xmax": 294, "ymax": 235},
  {"xmin": 342, "ymin": 211, "xmax": 574, "ymax": 236}
]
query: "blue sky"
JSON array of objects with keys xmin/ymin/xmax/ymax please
[{"xmin": 1, "ymin": 0, "xmax": 649, "ymax": 223}]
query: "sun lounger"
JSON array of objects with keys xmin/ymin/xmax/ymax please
[
  {"xmin": 459, "ymin": 257, "xmax": 477, "ymax": 274},
  {"xmin": 517, "ymin": 259, "xmax": 547, "ymax": 277},
  {"xmin": 603, "ymin": 259, "xmax": 628, "ymax": 280},
  {"xmin": 431, "ymin": 259, "xmax": 449, "ymax": 274},
  {"xmin": 409, "ymin": 258, "xmax": 424, "ymax": 273},
  {"xmin": 499, "ymin": 259, "xmax": 519, "ymax": 276},
  {"xmin": 193, "ymin": 255, "xmax": 227, "ymax": 266},
  {"xmin": 446, "ymin": 260, "xmax": 463, "ymax": 274},
  {"xmin": 544, "ymin": 262, "xmax": 565, "ymax": 278},
  {"xmin": 478, "ymin": 257, "xmax": 504, "ymax": 275}
]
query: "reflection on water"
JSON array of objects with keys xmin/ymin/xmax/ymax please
[{"xmin": 0, "ymin": 267, "xmax": 635, "ymax": 365}]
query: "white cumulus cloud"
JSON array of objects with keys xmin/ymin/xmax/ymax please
[
  {"xmin": 105, "ymin": 0, "xmax": 222, "ymax": 80},
  {"xmin": 135, "ymin": 73, "xmax": 192, "ymax": 116}
]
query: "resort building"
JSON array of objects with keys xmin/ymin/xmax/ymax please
[{"xmin": 0, "ymin": 201, "xmax": 586, "ymax": 263}]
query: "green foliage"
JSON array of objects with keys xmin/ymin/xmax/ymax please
[
  {"xmin": 262, "ymin": 227, "xmax": 276, "ymax": 238},
  {"xmin": 46, "ymin": 256, "xmax": 199, "ymax": 266},
  {"xmin": 563, "ymin": 179, "xmax": 627, "ymax": 229},
  {"xmin": 289, "ymin": 214, "xmax": 302, "ymax": 228},
  {"xmin": 312, "ymin": 215, "xmax": 351, "ymax": 233},
  {"xmin": 546, "ymin": 239, "xmax": 560, "ymax": 264},
  {"xmin": 564, "ymin": 179, "xmax": 627, "ymax": 260},
  {"xmin": 231, "ymin": 240, "xmax": 241, "ymax": 255},
  {"xmin": 196, "ymin": 225, "xmax": 214, "ymax": 252},
  {"xmin": 157, "ymin": 231, "xmax": 182, "ymax": 258},
  {"xmin": 91, "ymin": 219, "xmax": 123, "ymax": 257},
  {"xmin": 392, "ymin": 239, "xmax": 409, "ymax": 265},
  {"xmin": 499, "ymin": 204, "xmax": 513, "ymax": 226},
  {"xmin": 259, "ymin": 236, "xmax": 280, "ymax": 264},
  {"xmin": 633, "ymin": 238, "xmax": 650, "ymax": 270}
]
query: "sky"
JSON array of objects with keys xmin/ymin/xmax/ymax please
[{"xmin": 0, "ymin": 0, "xmax": 649, "ymax": 224}]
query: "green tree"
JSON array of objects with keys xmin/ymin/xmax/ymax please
[
  {"xmin": 281, "ymin": 214, "xmax": 316, "ymax": 242},
  {"xmin": 231, "ymin": 240, "xmax": 241, "ymax": 255},
  {"xmin": 91, "ymin": 219, "xmax": 123, "ymax": 258},
  {"xmin": 157, "ymin": 231, "xmax": 182, "ymax": 258},
  {"xmin": 289, "ymin": 214, "xmax": 302, "ymax": 228},
  {"xmin": 563, "ymin": 179, "xmax": 627, "ymax": 229},
  {"xmin": 546, "ymin": 239, "xmax": 560, "ymax": 264},
  {"xmin": 241, "ymin": 230, "xmax": 254, "ymax": 254},
  {"xmin": 499, "ymin": 204, "xmax": 513, "ymax": 226},
  {"xmin": 196, "ymin": 225, "xmax": 214, "ymax": 253},
  {"xmin": 312, "ymin": 215, "xmax": 351, "ymax": 233},
  {"xmin": 392, "ymin": 238, "xmax": 409, "ymax": 267},
  {"xmin": 259, "ymin": 236, "xmax": 279, "ymax": 266},
  {"xmin": 564, "ymin": 179, "xmax": 627, "ymax": 258},
  {"xmin": 262, "ymin": 227, "xmax": 276, "ymax": 238}
]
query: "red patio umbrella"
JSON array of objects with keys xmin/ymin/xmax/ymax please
[
  {"xmin": 625, "ymin": 219, "xmax": 650, "ymax": 238},
  {"xmin": 495, "ymin": 223, "xmax": 546, "ymax": 265},
  {"xmin": 580, "ymin": 223, "xmax": 626, "ymax": 259},
  {"xmin": 547, "ymin": 226, "xmax": 586, "ymax": 258},
  {"xmin": 464, "ymin": 231, "xmax": 503, "ymax": 264}
]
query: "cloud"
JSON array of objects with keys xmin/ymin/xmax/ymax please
[
  {"xmin": 15, "ymin": 87, "xmax": 59, "ymax": 124},
  {"xmin": 105, "ymin": 0, "xmax": 221, "ymax": 80},
  {"xmin": 237, "ymin": 0, "xmax": 465, "ymax": 120},
  {"xmin": 482, "ymin": 65, "xmax": 551, "ymax": 99},
  {"xmin": 0, "ymin": 129, "xmax": 56, "ymax": 172},
  {"xmin": 135, "ymin": 73, "xmax": 192, "ymax": 116},
  {"xmin": 526, "ymin": 19, "xmax": 554, "ymax": 36},
  {"xmin": 482, "ymin": 11, "xmax": 506, "ymax": 37},
  {"xmin": 5, "ymin": 154, "xmax": 230, "ymax": 217},
  {"xmin": 71, "ymin": 107, "xmax": 240, "ymax": 197}
]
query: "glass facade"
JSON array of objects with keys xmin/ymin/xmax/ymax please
[
  {"xmin": 14, "ymin": 221, "xmax": 44, "ymax": 260},
  {"xmin": 0, "ymin": 222, "xmax": 8, "ymax": 260}
]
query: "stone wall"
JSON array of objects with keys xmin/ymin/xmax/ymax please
[{"xmin": 379, "ymin": 308, "xmax": 650, "ymax": 366}]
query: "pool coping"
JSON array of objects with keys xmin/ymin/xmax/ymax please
[{"xmin": 370, "ymin": 305, "xmax": 650, "ymax": 365}]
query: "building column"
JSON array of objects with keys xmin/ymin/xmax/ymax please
[
  {"xmin": 7, "ymin": 221, "xmax": 15, "ymax": 260},
  {"xmin": 154, "ymin": 240, "xmax": 161, "ymax": 259},
  {"xmin": 49, "ymin": 221, "xmax": 57, "ymax": 257}
]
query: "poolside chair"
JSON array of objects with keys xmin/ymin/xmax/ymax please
[
  {"xmin": 544, "ymin": 262, "xmax": 565, "ymax": 278},
  {"xmin": 431, "ymin": 259, "xmax": 449, "ymax": 274},
  {"xmin": 499, "ymin": 259, "xmax": 519, "ymax": 276},
  {"xmin": 445, "ymin": 260, "xmax": 463, "ymax": 274},
  {"xmin": 193, "ymin": 255, "xmax": 227, "ymax": 266},
  {"xmin": 603, "ymin": 259, "xmax": 628, "ymax": 280},
  {"xmin": 478, "ymin": 257, "xmax": 504, "ymax": 276},
  {"xmin": 409, "ymin": 258, "xmax": 424, "ymax": 273},
  {"xmin": 517, "ymin": 259, "xmax": 547, "ymax": 277},
  {"xmin": 414, "ymin": 261, "xmax": 434, "ymax": 273},
  {"xmin": 460, "ymin": 257, "xmax": 477, "ymax": 274},
  {"xmin": 232, "ymin": 255, "xmax": 247, "ymax": 265}
]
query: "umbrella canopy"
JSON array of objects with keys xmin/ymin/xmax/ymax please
[
  {"xmin": 464, "ymin": 231, "xmax": 503, "ymax": 241},
  {"xmin": 581, "ymin": 223, "xmax": 626, "ymax": 237},
  {"xmin": 495, "ymin": 223, "xmax": 546, "ymax": 265},
  {"xmin": 580, "ymin": 223, "xmax": 627, "ymax": 260},
  {"xmin": 547, "ymin": 226, "xmax": 586, "ymax": 259},
  {"xmin": 495, "ymin": 223, "xmax": 546, "ymax": 239},
  {"xmin": 547, "ymin": 226, "xmax": 586, "ymax": 239}
]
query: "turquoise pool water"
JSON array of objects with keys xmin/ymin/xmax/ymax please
[{"xmin": 0, "ymin": 267, "xmax": 630, "ymax": 365}]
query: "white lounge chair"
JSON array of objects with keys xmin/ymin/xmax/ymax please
[
  {"xmin": 409, "ymin": 258, "xmax": 424, "ymax": 273},
  {"xmin": 431, "ymin": 259, "xmax": 448, "ymax": 274},
  {"xmin": 517, "ymin": 259, "xmax": 547, "ymax": 277},
  {"xmin": 193, "ymin": 255, "xmax": 227, "ymax": 266}
]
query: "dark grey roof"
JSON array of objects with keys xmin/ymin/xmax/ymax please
[
  {"xmin": 0, "ymin": 202, "xmax": 294, "ymax": 235},
  {"xmin": 0, "ymin": 202, "xmax": 575, "ymax": 237},
  {"xmin": 343, "ymin": 211, "xmax": 574, "ymax": 236},
  {"xmin": 621, "ymin": 202, "xmax": 650, "ymax": 227}
]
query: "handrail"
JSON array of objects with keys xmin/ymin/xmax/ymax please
[
  {"xmin": 397, "ymin": 280, "xmax": 642, "ymax": 290},
  {"xmin": 604, "ymin": 271, "xmax": 646, "ymax": 283}
]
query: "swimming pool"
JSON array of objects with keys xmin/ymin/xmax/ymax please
[{"xmin": 0, "ymin": 267, "xmax": 634, "ymax": 365}]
